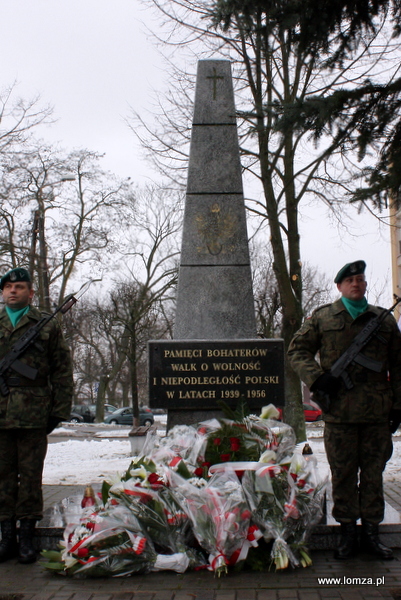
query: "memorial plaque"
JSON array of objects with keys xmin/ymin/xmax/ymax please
[{"xmin": 149, "ymin": 339, "xmax": 285, "ymax": 411}]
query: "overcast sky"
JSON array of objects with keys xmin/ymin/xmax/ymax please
[
  {"xmin": 1, "ymin": 1, "xmax": 395, "ymax": 303},
  {"xmin": 1, "ymin": 0, "xmax": 163, "ymax": 180}
]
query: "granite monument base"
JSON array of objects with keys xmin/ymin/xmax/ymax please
[
  {"xmin": 29, "ymin": 480, "xmax": 401, "ymax": 552},
  {"xmin": 167, "ymin": 408, "xmax": 225, "ymax": 431}
]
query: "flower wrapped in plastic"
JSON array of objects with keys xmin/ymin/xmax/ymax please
[
  {"xmin": 102, "ymin": 457, "xmax": 205, "ymax": 569},
  {"xmin": 141, "ymin": 424, "xmax": 206, "ymax": 470},
  {"xmin": 242, "ymin": 450, "xmax": 326, "ymax": 570},
  {"xmin": 170, "ymin": 467, "xmax": 252, "ymax": 575},
  {"xmin": 244, "ymin": 409, "xmax": 296, "ymax": 464},
  {"xmin": 199, "ymin": 402, "xmax": 296, "ymax": 471},
  {"xmin": 42, "ymin": 504, "xmax": 193, "ymax": 577}
]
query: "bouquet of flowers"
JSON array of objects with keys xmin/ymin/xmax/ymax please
[
  {"xmin": 142, "ymin": 424, "xmax": 206, "ymax": 470},
  {"xmin": 242, "ymin": 450, "xmax": 326, "ymax": 570},
  {"xmin": 42, "ymin": 504, "xmax": 193, "ymax": 577},
  {"xmin": 170, "ymin": 468, "xmax": 252, "ymax": 575},
  {"xmin": 198, "ymin": 403, "xmax": 296, "ymax": 471},
  {"xmin": 42, "ymin": 402, "xmax": 326, "ymax": 577},
  {"xmin": 101, "ymin": 456, "xmax": 206, "ymax": 568}
]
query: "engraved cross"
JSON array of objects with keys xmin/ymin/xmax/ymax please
[{"xmin": 206, "ymin": 67, "xmax": 224, "ymax": 100}]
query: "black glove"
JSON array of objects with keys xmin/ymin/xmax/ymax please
[
  {"xmin": 46, "ymin": 416, "xmax": 62, "ymax": 435},
  {"xmin": 310, "ymin": 373, "xmax": 341, "ymax": 396},
  {"xmin": 389, "ymin": 409, "xmax": 401, "ymax": 434}
]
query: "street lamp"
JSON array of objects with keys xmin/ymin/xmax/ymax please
[{"xmin": 30, "ymin": 176, "xmax": 75, "ymax": 312}]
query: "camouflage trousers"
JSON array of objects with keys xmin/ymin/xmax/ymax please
[
  {"xmin": 324, "ymin": 422, "xmax": 392, "ymax": 524},
  {"xmin": 0, "ymin": 428, "xmax": 48, "ymax": 522}
]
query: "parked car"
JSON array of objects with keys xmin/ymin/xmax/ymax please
[
  {"xmin": 71, "ymin": 405, "xmax": 96, "ymax": 423},
  {"xmin": 303, "ymin": 403, "xmax": 323, "ymax": 422},
  {"xmin": 276, "ymin": 403, "xmax": 322, "ymax": 422},
  {"xmin": 70, "ymin": 403, "xmax": 118, "ymax": 423},
  {"xmin": 104, "ymin": 407, "xmax": 154, "ymax": 426},
  {"xmin": 69, "ymin": 411, "xmax": 85, "ymax": 424}
]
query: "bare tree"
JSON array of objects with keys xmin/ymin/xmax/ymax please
[
  {"xmin": 93, "ymin": 185, "xmax": 182, "ymax": 424},
  {"xmin": 0, "ymin": 144, "xmax": 133, "ymax": 310},
  {"xmin": 0, "ymin": 83, "xmax": 53, "ymax": 154},
  {"xmin": 0, "ymin": 86, "xmax": 53, "ymax": 275},
  {"xmin": 252, "ymin": 244, "xmax": 335, "ymax": 338}
]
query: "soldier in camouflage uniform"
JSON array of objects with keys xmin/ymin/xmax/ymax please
[
  {"xmin": 0, "ymin": 268, "xmax": 73, "ymax": 564},
  {"xmin": 288, "ymin": 260, "xmax": 401, "ymax": 560}
]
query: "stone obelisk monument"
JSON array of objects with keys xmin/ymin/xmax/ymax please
[
  {"xmin": 174, "ymin": 60, "xmax": 256, "ymax": 340},
  {"xmin": 148, "ymin": 60, "xmax": 285, "ymax": 429}
]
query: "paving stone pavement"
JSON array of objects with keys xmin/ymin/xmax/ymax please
[{"xmin": 1, "ymin": 484, "xmax": 401, "ymax": 600}]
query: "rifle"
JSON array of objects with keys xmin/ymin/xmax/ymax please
[
  {"xmin": 0, "ymin": 280, "xmax": 92, "ymax": 396},
  {"xmin": 313, "ymin": 294, "xmax": 401, "ymax": 412}
]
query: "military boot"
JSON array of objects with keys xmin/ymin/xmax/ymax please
[
  {"xmin": 334, "ymin": 521, "xmax": 358, "ymax": 559},
  {"xmin": 361, "ymin": 520, "xmax": 393, "ymax": 560},
  {"xmin": 0, "ymin": 519, "xmax": 18, "ymax": 562},
  {"xmin": 18, "ymin": 519, "xmax": 37, "ymax": 564}
]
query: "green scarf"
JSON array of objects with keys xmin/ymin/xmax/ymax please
[
  {"xmin": 6, "ymin": 305, "xmax": 30, "ymax": 328},
  {"xmin": 341, "ymin": 296, "xmax": 368, "ymax": 320}
]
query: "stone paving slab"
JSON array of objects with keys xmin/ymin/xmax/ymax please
[{"xmin": 1, "ymin": 549, "xmax": 401, "ymax": 599}]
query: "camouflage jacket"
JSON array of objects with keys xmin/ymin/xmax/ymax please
[
  {"xmin": 287, "ymin": 299, "xmax": 401, "ymax": 423},
  {"xmin": 0, "ymin": 306, "xmax": 73, "ymax": 429}
]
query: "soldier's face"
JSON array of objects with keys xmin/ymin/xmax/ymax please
[
  {"xmin": 337, "ymin": 274, "xmax": 367, "ymax": 301},
  {"xmin": 2, "ymin": 281, "xmax": 34, "ymax": 309}
]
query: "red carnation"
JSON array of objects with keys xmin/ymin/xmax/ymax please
[
  {"xmin": 148, "ymin": 472, "xmax": 163, "ymax": 486},
  {"xmin": 194, "ymin": 467, "xmax": 204, "ymax": 476},
  {"xmin": 220, "ymin": 453, "xmax": 231, "ymax": 462},
  {"xmin": 213, "ymin": 437, "xmax": 221, "ymax": 446},
  {"xmin": 229, "ymin": 437, "xmax": 241, "ymax": 451},
  {"xmin": 76, "ymin": 547, "xmax": 89, "ymax": 558}
]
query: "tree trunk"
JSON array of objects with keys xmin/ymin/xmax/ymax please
[
  {"xmin": 95, "ymin": 374, "xmax": 110, "ymax": 422},
  {"xmin": 130, "ymin": 320, "xmax": 140, "ymax": 427},
  {"xmin": 95, "ymin": 325, "xmax": 131, "ymax": 422}
]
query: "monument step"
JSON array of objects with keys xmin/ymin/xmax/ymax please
[
  {"xmin": 29, "ymin": 520, "xmax": 401, "ymax": 552},
  {"xmin": 27, "ymin": 493, "xmax": 401, "ymax": 552}
]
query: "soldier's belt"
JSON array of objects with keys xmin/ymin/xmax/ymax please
[{"xmin": 6, "ymin": 377, "xmax": 49, "ymax": 387}]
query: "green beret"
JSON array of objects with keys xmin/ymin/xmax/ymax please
[
  {"xmin": 334, "ymin": 260, "xmax": 366, "ymax": 284},
  {"xmin": 0, "ymin": 268, "xmax": 31, "ymax": 290}
]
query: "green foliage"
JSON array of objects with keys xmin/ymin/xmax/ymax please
[
  {"xmin": 204, "ymin": 419, "xmax": 261, "ymax": 464},
  {"xmin": 40, "ymin": 549, "xmax": 65, "ymax": 574},
  {"xmin": 275, "ymin": 77, "xmax": 401, "ymax": 208},
  {"xmin": 210, "ymin": 0, "xmax": 401, "ymax": 208},
  {"xmin": 101, "ymin": 480, "xmax": 112, "ymax": 506},
  {"xmin": 216, "ymin": 398, "xmax": 251, "ymax": 421},
  {"xmin": 211, "ymin": 0, "xmax": 401, "ymax": 59}
]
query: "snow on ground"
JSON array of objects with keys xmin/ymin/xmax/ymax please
[
  {"xmin": 44, "ymin": 438, "xmax": 133, "ymax": 485},
  {"xmin": 42, "ymin": 421, "xmax": 401, "ymax": 486}
]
